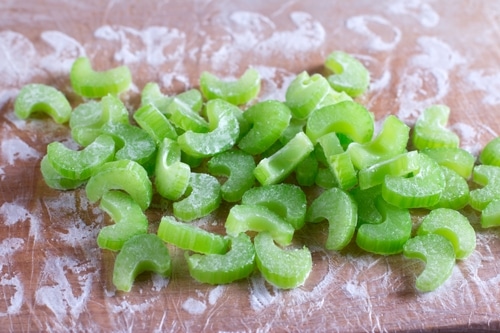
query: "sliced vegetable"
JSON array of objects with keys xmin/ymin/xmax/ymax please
[
  {"xmin": 155, "ymin": 138, "xmax": 190, "ymax": 201},
  {"xmin": 133, "ymin": 103, "xmax": 178, "ymax": 144},
  {"xmin": 40, "ymin": 155, "xmax": 86, "ymax": 190},
  {"xmin": 412, "ymin": 104, "xmax": 459, "ymax": 150},
  {"xmin": 200, "ymin": 68, "xmax": 261, "ymax": 105},
  {"xmin": 469, "ymin": 165, "xmax": 500, "ymax": 211},
  {"xmin": 479, "ymin": 137, "xmax": 500, "ymax": 167},
  {"xmin": 324, "ymin": 50, "xmax": 370, "ymax": 97},
  {"xmin": 421, "ymin": 147, "xmax": 474, "ymax": 179},
  {"xmin": 14, "ymin": 83, "xmax": 71, "ymax": 123}
]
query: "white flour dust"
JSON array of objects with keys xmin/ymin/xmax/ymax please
[
  {"xmin": 0, "ymin": 238, "xmax": 25, "ymax": 317},
  {"xmin": 346, "ymin": 15, "xmax": 402, "ymax": 52},
  {"xmin": 387, "ymin": 0, "xmax": 440, "ymax": 27}
]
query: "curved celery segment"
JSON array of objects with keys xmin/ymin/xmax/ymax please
[
  {"xmin": 97, "ymin": 191, "xmax": 148, "ymax": 251},
  {"xmin": 157, "ymin": 216, "xmax": 229, "ymax": 254},
  {"xmin": 14, "ymin": 83, "xmax": 71, "ymax": 124},
  {"xmin": 356, "ymin": 196, "xmax": 412, "ymax": 255},
  {"xmin": 133, "ymin": 103, "xmax": 177, "ymax": 144},
  {"xmin": 315, "ymin": 167, "xmax": 337, "ymax": 189},
  {"xmin": 479, "ymin": 137, "xmax": 500, "ymax": 167},
  {"xmin": 254, "ymin": 232, "xmax": 312, "ymax": 289},
  {"xmin": 325, "ymin": 51, "xmax": 370, "ymax": 97},
  {"xmin": 173, "ymin": 173, "xmax": 221, "ymax": 222},
  {"xmin": 241, "ymin": 184, "xmax": 307, "ymax": 230},
  {"xmin": 280, "ymin": 118, "xmax": 306, "ymax": 144},
  {"xmin": 349, "ymin": 185, "xmax": 383, "ymax": 226},
  {"xmin": 155, "ymin": 138, "xmax": 190, "ymax": 201},
  {"xmin": 403, "ymin": 234, "xmax": 455, "ymax": 292},
  {"xmin": 254, "ymin": 132, "xmax": 314, "ymax": 186},
  {"xmin": 295, "ymin": 152, "xmax": 318, "ymax": 186},
  {"xmin": 167, "ymin": 90, "xmax": 208, "ymax": 133},
  {"xmin": 225, "ymin": 204, "xmax": 295, "ymax": 246},
  {"xmin": 417, "ymin": 208, "xmax": 476, "ymax": 259},
  {"xmin": 85, "ymin": 159, "xmax": 152, "ymax": 210},
  {"xmin": 46, "ymin": 134, "xmax": 115, "ymax": 180},
  {"xmin": 113, "ymin": 234, "xmax": 171, "ymax": 292},
  {"xmin": 140, "ymin": 82, "xmax": 172, "ymax": 114},
  {"xmin": 70, "ymin": 57, "xmax": 131, "ymax": 98},
  {"xmin": 207, "ymin": 150, "xmax": 256, "ymax": 202},
  {"xmin": 412, "ymin": 104, "xmax": 459, "ymax": 150},
  {"xmin": 481, "ymin": 199, "xmax": 500, "ymax": 228},
  {"xmin": 421, "ymin": 147, "xmax": 475, "ymax": 179},
  {"xmin": 306, "ymin": 187, "xmax": 357, "ymax": 251},
  {"xmin": 200, "ymin": 68, "xmax": 261, "ymax": 105},
  {"xmin": 40, "ymin": 155, "xmax": 86, "ymax": 190},
  {"xmin": 186, "ymin": 233, "xmax": 255, "ymax": 284},
  {"xmin": 469, "ymin": 165, "xmax": 500, "ymax": 211},
  {"xmin": 430, "ymin": 167, "xmax": 469, "ymax": 210}
]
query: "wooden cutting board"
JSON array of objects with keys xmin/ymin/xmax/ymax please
[{"xmin": 1, "ymin": 1, "xmax": 500, "ymax": 331}]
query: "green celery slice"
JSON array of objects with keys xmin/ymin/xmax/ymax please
[
  {"xmin": 430, "ymin": 167, "xmax": 469, "ymax": 210},
  {"xmin": 469, "ymin": 165, "xmax": 500, "ymax": 211},
  {"xmin": 327, "ymin": 151, "xmax": 358, "ymax": 190},
  {"xmin": 155, "ymin": 138, "xmax": 191, "ymax": 201},
  {"xmin": 315, "ymin": 167, "xmax": 337, "ymax": 189},
  {"xmin": 167, "ymin": 90, "xmax": 208, "ymax": 133},
  {"xmin": 40, "ymin": 155, "xmax": 86, "ymax": 190},
  {"xmin": 412, "ymin": 104, "xmax": 459, "ymax": 150},
  {"xmin": 295, "ymin": 152, "xmax": 318, "ymax": 186},
  {"xmin": 481, "ymin": 199, "xmax": 500, "ymax": 228},
  {"xmin": 325, "ymin": 51, "xmax": 370, "ymax": 97},
  {"xmin": 280, "ymin": 118, "xmax": 306, "ymax": 145},
  {"xmin": 140, "ymin": 82, "xmax": 172, "ymax": 114},
  {"xmin": 133, "ymin": 103, "xmax": 178, "ymax": 144},
  {"xmin": 349, "ymin": 185, "xmax": 383, "ymax": 227},
  {"xmin": 479, "ymin": 137, "xmax": 500, "ymax": 167},
  {"xmin": 200, "ymin": 68, "xmax": 261, "ymax": 105},
  {"xmin": 421, "ymin": 147, "xmax": 475, "ymax": 179}
]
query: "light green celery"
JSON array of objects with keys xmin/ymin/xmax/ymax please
[
  {"xmin": 481, "ymin": 199, "xmax": 500, "ymax": 228},
  {"xmin": 155, "ymin": 138, "xmax": 190, "ymax": 201},
  {"xmin": 40, "ymin": 155, "xmax": 86, "ymax": 190},
  {"xmin": 295, "ymin": 152, "xmax": 318, "ymax": 186},
  {"xmin": 430, "ymin": 167, "xmax": 469, "ymax": 210},
  {"xmin": 167, "ymin": 96, "xmax": 208, "ymax": 133},
  {"xmin": 421, "ymin": 147, "xmax": 475, "ymax": 179},
  {"xmin": 469, "ymin": 165, "xmax": 500, "ymax": 211},
  {"xmin": 325, "ymin": 51, "xmax": 370, "ymax": 97},
  {"xmin": 349, "ymin": 185, "xmax": 383, "ymax": 227},
  {"xmin": 200, "ymin": 68, "xmax": 261, "ymax": 105},
  {"xmin": 140, "ymin": 82, "xmax": 172, "ymax": 113},
  {"xmin": 479, "ymin": 137, "xmax": 500, "ymax": 167},
  {"xmin": 280, "ymin": 118, "xmax": 306, "ymax": 145},
  {"xmin": 315, "ymin": 167, "xmax": 337, "ymax": 189},
  {"xmin": 133, "ymin": 103, "xmax": 178, "ymax": 144},
  {"xmin": 327, "ymin": 152, "xmax": 358, "ymax": 190},
  {"xmin": 412, "ymin": 104, "xmax": 459, "ymax": 150}
]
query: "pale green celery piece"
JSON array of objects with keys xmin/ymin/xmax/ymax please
[
  {"xmin": 417, "ymin": 208, "xmax": 476, "ymax": 259},
  {"xmin": 157, "ymin": 215, "xmax": 230, "ymax": 254},
  {"xmin": 430, "ymin": 166, "xmax": 469, "ymax": 210},
  {"xmin": 70, "ymin": 57, "xmax": 131, "ymax": 98},
  {"xmin": 186, "ymin": 233, "xmax": 255, "ymax": 285},
  {"xmin": 315, "ymin": 167, "xmax": 337, "ymax": 189},
  {"xmin": 327, "ymin": 151, "xmax": 358, "ymax": 190},
  {"xmin": 421, "ymin": 147, "xmax": 475, "ymax": 179},
  {"xmin": 254, "ymin": 232, "xmax": 312, "ymax": 289},
  {"xmin": 306, "ymin": 187, "xmax": 357, "ymax": 251},
  {"xmin": 279, "ymin": 118, "xmax": 306, "ymax": 145},
  {"xmin": 403, "ymin": 233, "xmax": 455, "ymax": 292},
  {"xmin": 140, "ymin": 82, "xmax": 172, "ymax": 113},
  {"xmin": 254, "ymin": 131, "xmax": 314, "ymax": 186},
  {"xmin": 177, "ymin": 99, "xmax": 240, "ymax": 158},
  {"xmin": 358, "ymin": 151, "xmax": 420, "ymax": 190},
  {"xmin": 317, "ymin": 132, "xmax": 344, "ymax": 159},
  {"xmin": 348, "ymin": 115, "xmax": 410, "ymax": 170},
  {"xmin": 325, "ymin": 51, "xmax": 370, "ymax": 97},
  {"xmin": 481, "ymin": 199, "xmax": 500, "ymax": 228},
  {"xmin": 155, "ymin": 138, "xmax": 190, "ymax": 201},
  {"xmin": 173, "ymin": 173, "xmax": 221, "ymax": 222},
  {"xmin": 200, "ymin": 68, "xmax": 261, "ymax": 105},
  {"xmin": 46, "ymin": 134, "xmax": 115, "ymax": 181},
  {"xmin": 133, "ymin": 103, "xmax": 178, "ymax": 144},
  {"xmin": 85, "ymin": 159, "xmax": 152, "ymax": 211},
  {"xmin": 14, "ymin": 83, "xmax": 72, "ymax": 124},
  {"xmin": 349, "ymin": 185, "xmax": 383, "ymax": 227},
  {"xmin": 167, "ymin": 95, "xmax": 209, "ymax": 133},
  {"xmin": 207, "ymin": 150, "xmax": 256, "ymax": 203},
  {"xmin": 241, "ymin": 184, "xmax": 307, "ymax": 230},
  {"xmin": 356, "ymin": 196, "xmax": 412, "ymax": 255},
  {"xmin": 479, "ymin": 137, "xmax": 500, "ymax": 167},
  {"xmin": 285, "ymin": 71, "xmax": 332, "ymax": 120},
  {"xmin": 238, "ymin": 100, "xmax": 291, "ymax": 155},
  {"xmin": 382, "ymin": 153, "xmax": 445, "ymax": 208},
  {"xmin": 40, "ymin": 155, "xmax": 86, "ymax": 190},
  {"xmin": 225, "ymin": 204, "xmax": 295, "ymax": 246},
  {"xmin": 412, "ymin": 104, "xmax": 459, "ymax": 150},
  {"xmin": 295, "ymin": 152, "xmax": 318, "ymax": 186},
  {"xmin": 97, "ymin": 191, "xmax": 148, "ymax": 251},
  {"xmin": 469, "ymin": 165, "xmax": 500, "ymax": 211},
  {"xmin": 113, "ymin": 234, "xmax": 171, "ymax": 292},
  {"xmin": 305, "ymin": 100, "xmax": 374, "ymax": 145}
]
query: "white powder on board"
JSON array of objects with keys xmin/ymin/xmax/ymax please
[
  {"xmin": 387, "ymin": 0, "xmax": 440, "ymax": 27},
  {"xmin": 182, "ymin": 297, "xmax": 207, "ymax": 315},
  {"xmin": 0, "ymin": 274, "xmax": 24, "ymax": 317},
  {"xmin": 0, "ymin": 137, "xmax": 41, "ymax": 166},
  {"xmin": 39, "ymin": 30, "xmax": 86, "ymax": 75},
  {"xmin": 345, "ymin": 15, "xmax": 402, "ymax": 52}
]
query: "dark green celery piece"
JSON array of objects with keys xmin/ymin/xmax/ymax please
[
  {"xmin": 199, "ymin": 68, "xmax": 261, "ymax": 105},
  {"xmin": 166, "ymin": 89, "xmax": 208, "ymax": 133},
  {"xmin": 70, "ymin": 57, "xmax": 131, "ymax": 98},
  {"xmin": 430, "ymin": 167, "xmax": 469, "ymax": 210},
  {"xmin": 157, "ymin": 216, "xmax": 229, "ymax": 254},
  {"xmin": 173, "ymin": 173, "xmax": 221, "ymax": 222},
  {"xmin": 85, "ymin": 159, "xmax": 152, "ymax": 211},
  {"xmin": 417, "ymin": 208, "xmax": 476, "ymax": 259},
  {"xmin": 421, "ymin": 147, "xmax": 475, "ymax": 179},
  {"xmin": 481, "ymin": 199, "xmax": 500, "ymax": 228},
  {"xmin": 207, "ymin": 150, "xmax": 256, "ymax": 202},
  {"xmin": 479, "ymin": 137, "xmax": 500, "ymax": 167},
  {"xmin": 306, "ymin": 187, "xmax": 357, "ymax": 251},
  {"xmin": 97, "ymin": 191, "xmax": 148, "ymax": 251},
  {"xmin": 40, "ymin": 155, "xmax": 86, "ymax": 190},
  {"xmin": 315, "ymin": 167, "xmax": 337, "ymax": 189},
  {"xmin": 280, "ymin": 118, "xmax": 306, "ymax": 145},
  {"xmin": 469, "ymin": 165, "xmax": 500, "ymax": 211},
  {"xmin": 382, "ymin": 153, "xmax": 445, "ymax": 208},
  {"xmin": 325, "ymin": 51, "xmax": 370, "ymax": 97},
  {"xmin": 254, "ymin": 232, "xmax": 312, "ymax": 289},
  {"xmin": 254, "ymin": 132, "xmax": 314, "ymax": 186},
  {"xmin": 46, "ymin": 134, "xmax": 115, "ymax": 180},
  {"xmin": 113, "ymin": 234, "xmax": 171, "ymax": 292},
  {"xmin": 225, "ymin": 204, "xmax": 295, "ymax": 246},
  {"xmin": 140, "ymin": 82, "xmax": 172, "ymax": 114},
  {"xmin": 412, "ymin": 104, "xmax": 459, "ymax": 150},
  {"xmin": 356, "ymin": 196, "xmax": 412, "ymax": 255},
  {"xmin": 295, "ymin": 152, "xmax": 318, "ymax": 186},
  {"xmin": 349, "ymin": 185, "xmax": 383, "ymax": 227},
  {"xmin": 403, "ymin": 234, "xmax": 455, "ymax": 292},
  {"xmin": 186, "ymin": 233, "xmax": 255, "ymax": 284},
  {"xmin": 14, "ymin": 83, "xmax": 71, "ymax": 124},
  {"xmin": 238, "ymin": 100, "xmax": 291, "ymax": 155},
  {"xmin": 241, "ymin": 184, "xmax": 307, "ymax": 230},
  {"xmin": 155, "ymin": 138, "xmax": 190, "ymax": 201},
  {"xmin": 133, "ymin": 103, "xmax": 177, "ymax": 144}
]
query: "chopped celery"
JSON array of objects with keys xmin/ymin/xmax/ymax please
[
  {"xmin": 430, "ymin": 167, "xmax": 469, "ymax": 210},
  {"xmin": 420, "ymin": 147, "xmax": 475, "ymax": 179},
  {"xmin": 325, "ymin": 51, "xmax": 370, "ymax": 97},
  {"xmin": 140, "ymin": 82, "xmax": 172, "ymax": 113},
  {"xmin": 479, "ymin": 137, "xmax": 500, "ymax": 167},
  {"xmin": 167, "ymin": 90, "xmax": 208, "ymax": 133},
  {"xmin": 40, "ymin": 155, "xmax": 86, "ymax": 190},
  {"xmin": 412, "ymin": 104, "xmax": 459, "ymax": 150},
  {"xmin": 481, "ymin": 199, "xmax": 500, "ymax": 228},
  {"xmin": 155, "ymin": 138, "xmax": 191, "ymax": 201},
  {"xmin": 295, "ymin": 152, "xmax": 319, "ymax": 186},
  {"xmin": 200, "ymin": 68, "xmax": 261, "ymax": 105},
  {"xmin": 469, "ymin": 165, "xmax": 500, "ymax": 211},
  {"xmin": 133, "ymin": 103, "xmax": 178, "ymax": 144},
  {"xmin": 349, "ymin": 185, "xmax": 383, "ymax": 226}
]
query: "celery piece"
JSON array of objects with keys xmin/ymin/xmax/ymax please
[
  {"xmin": 382, "ymin": 153, "xmax": 445, "ymax": 208},
  {"xmin": 356, "ymin": 196, "xmax": 412, "ymax": 255},
  {"xmin": 306, "ymin": 187, "xmax": 357, "ymax": 251},
  {"xmin": 305, "ymin": 100, "xmax": 374, "ymax": 145},
  {"xmin": 280, "ymin": 118, "xmax": 306, "ymax": 145},
  {"xmin": 186, "ymin": 233, "xmax": 255, "ymax": 284},
  {"xmin": 238, "ymin": 100, "xmax": 291, "ymax": 155},
  {"xmin": 46, "ymin": 134, "xmax": 115, "ymax": 181},
  {"xmin": 469, "ymin": 165, "xmax": 500, "ymax": 211},
  {"xmin": 242, "ymin": 184, "xmax": 307, "ymax": 230},
  {"xmin": 97, "ymin": 191, "xmax": 148, "ymax": 251},
  {"xmin": 403, "ymin": 234, "xmax": 455, "ymax": 292},
  {"xmin": 133, "ymin": 103, "xmax": 178, "ymax": 144},
  {"xmin": 254, "ymin": 232, "xmax": 312, "ymax": 289},
  {"xmin": 430, "ymin": 167, "xmax": 469, "ymax": 210},
  {"xmin": 70, "ymin": 57, "xmax": 131, "ymax": 98},
  {"xmin": 417, "ymin": 208, "xmax": 476, "ymax": 259},
  {"xmin": 421, "ymin": 147, "xmax": 475, "ymax": 179},
  {"xmin": 40, "ymin": 155, "xmax": 86, "ymax": 190},
  {"xmin": 295, "ymin": 152, "xmax": 318, "ymax": 186},
  {"xmin": 325, "ymin": 51, "xmax": 370, "ymax": 97},
  {"xmin": 412, "ymin": 104, "xmax": 459, "ymax": 150},
  {"xmin": 327, "ymin": 151, "xmax": 358, "ymax": 190},
  {"xmin": 199, "ymin": 68, "xmax": 261, "ymax": 105},
  {"xmin": 479, "ymin": 137, "xmax": 500, "ymax": 167},
  {"xmin": 315, "ymin": 167, "xmax": 337, "ymax": 189},
  {"xmin": 157, "ymin": 216, "xmax": 229, "ymax": 254},
  {"xmin": 14, "ymin": 83, "xmax": 71, "ymax": 124},
  {"xmin": 349, "ymin": 185, "xmax": 383, "ymax": 226},
  {"xmin": 207, "ymin": 150, "xmax": 256, "ymax": 202},
  {"xmin": 254, "ymin": 132, "xmax": 314, "ymax": 186},
  {"xmin": 481, "ymin": 199, "xmax": 500, "ymax": 228},
  {"xmin": 167, "ymin": 90, "xmax": 208, "ymax": 133},
  {"xmin": 113, "ymin": 234, "xmax": 171, "ymax": 292},
  {"xmin": 225, "ymin": 204, "xmax": 295, "ymax": 246},
  {"xmin": 85, "ymin": 159, "xmax": 152, "ymax": 211},
  {"xmin": 155, "ymin": 138, "xmax": 190, "ymax": 201},
  {"xmin": 177, "ymin": 99, "xmax": 240, "ymax": 158},
  {"xmin": 140, "ymin": 82, "xmax": 172, "ymax": 114},
  {"xmin": 173, "ymin": 173, "xmax": 221, "ymax": 222}
]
